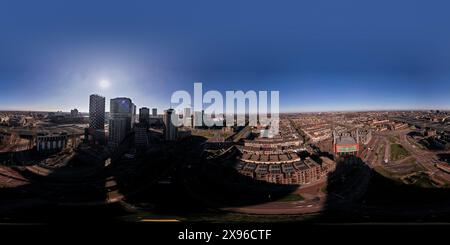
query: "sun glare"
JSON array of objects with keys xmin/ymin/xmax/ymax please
[{"xmin": 99, "ymin": 79, "xmax": 110, "ymax": 89}]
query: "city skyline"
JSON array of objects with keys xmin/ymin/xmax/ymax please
[
  {"xmin": 2, "ymin": 0, "xmax": 450, "ymax": 230},
  {"xmin": 1, "ymin": 79, "xmax": 450, "ymax": 113},
  {"xmin": 1, "ymin": 104, "xmax": 450, "ymax": 114},
  {"xmin": 2, "ymin": 1, "xmax": 450, "ymax": 112}
]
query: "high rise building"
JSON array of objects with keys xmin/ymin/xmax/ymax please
[
  {"xmin": 193, "ymin": 110, "xmax": 204, "ymax": 128},
  {"xmin": 183, "ymin": 107, "xmax": 192, "ymax": 127},
  {"xmin": 108, "ymin": 118, "xmax": 128, "ymax": 149},
  {"xmin": 152, "ymin": 108, "xmax": 157, "ymax": 117},
  {"xmin": 139, "ymin": 107, "xmax": 150, "ymax": 126},
  {"xmin": 164, "ymin": 109, "xmax": 178, "ymax": 141},
  {"xmin": 134, "ymin": 122, "xmax": 149, "ymax": 148},
  {"xmin": 89, "ymin": 94, "xmax": 105, "ymax": 130},
  {"xmin": 108, "ymin": 97, "xmax": 133, "ymax": 148},
  {"xmin": 131, "ymin": 103, "xmax": 136, "ymax": 129}
]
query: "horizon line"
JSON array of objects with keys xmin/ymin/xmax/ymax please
[{"xmin": 1, "ymin": 108, "xmax": 449, "ymax": 114}]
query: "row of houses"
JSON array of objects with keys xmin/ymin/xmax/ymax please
[{"xmin": 235, "ymin": 156, "xmax": 336, "ymax": 185}]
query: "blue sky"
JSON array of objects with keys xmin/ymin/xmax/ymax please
[{"xmin": 1, "ymin": 0, "xmax": 450, "ymax": 112}]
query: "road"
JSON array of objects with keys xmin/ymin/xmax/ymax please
[{"xmin": 370, "ymin": 129, "xmax": 450, "ymax": 183}]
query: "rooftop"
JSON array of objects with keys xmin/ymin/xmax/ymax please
[{"xmin": 335, "ymin": 136, "xmax": 357, "ymax": 145}]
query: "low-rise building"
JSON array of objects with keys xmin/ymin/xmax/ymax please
[
  {"xmin": 36, "ymin": 133, "xmax": 68, "ymax": 152},
  {"xmin": 333, "ymin": 131, "xmax": 359, "ymax": 156}
]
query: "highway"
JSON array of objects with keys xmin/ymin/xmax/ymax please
[{"xmin": 371, "ymin": 129, "xmax": 450, "ymax": 183}]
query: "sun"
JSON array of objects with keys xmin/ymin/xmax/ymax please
[{"xmin": 99, "ymin": 79, "xmax": 110, "ymax": 89}]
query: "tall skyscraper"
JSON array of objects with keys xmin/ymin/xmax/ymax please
[
  {"xmin": 134, "ymin": 122, "xmax": 149, "ymax": 148},
  {"xmin": 183, "ymin": 107, "xmax": 192, "ymax": 127},
  {"xmin": 89, "ymin": 94, "xmax": 105, "ymax": 130},
  {"xmin": 193, "ymin": 110, "xmax": 204, "ymax": 128},
  {"xmin": 108, "ymin": 97, "xmax": 133, "ymax": 148},
  {"xmin": 164, "ymin": 109, "xmax": 178, "ymax": 141},
  {"xmin": 131, "ymin": 103, "xmax": 136, "ymax": 129},
  {"xmin": 108, "ymin": 118, "xmax": 128, "ymax": 149},
  {"xmin": 152, "ymin": 108, "xmax": 157, "ymax": 117},
  {"xmin": 139, "ymin": 107, "xmax": 150, "ymax": 126}
]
